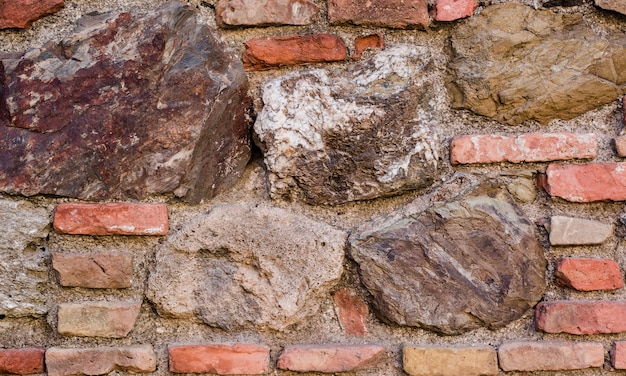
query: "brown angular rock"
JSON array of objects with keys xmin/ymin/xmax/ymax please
[
  {"xmin": 0, "ymin": 0, "xmax": 64, "ymax": 29},
  {"xmin": 52, "ymin": 252, "xmax": 133, "ymax": 289},
  {"xmin": 57, "ymin": 301, "xmax": 142, "ymax": 338},
  {"xmin": 0, "ymin": 3, "xmax": 251, "ymax": 204},
  {"xmin": 349, "ymin": 175, "xmax": 547, "ymax": 334},
  {"xmin": 45, "ymin": 346, "xmax": 156, "ymax": 376},
  {"xmin": 277, "ymin": 345, "xmax": 386, "ymax": 372},
  {"xmin": 216, "ymin": 0, "xmax": 319, "ymax": 27},
  {"xmin": 328, "ymin": 0, "xmax": 429, "ymax": 29},
  {"xmin": 448, "ymin": 3, "xmax": 626, "ymax": 125}
]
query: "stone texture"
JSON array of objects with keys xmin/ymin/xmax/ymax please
[
  {"xmin": 612, "ymin": 342, "xmax": 626, "ymax": 369},
  {"xmin": 147, "ymin": 204, "xmax": 345, "ymax": 331},
  {"xmin": 548, "ymin": 216, "xmax": 613, "ymax": 246},
  {"xmin": 352, "ymin": 33, "xmax": 384, "ymax": 61},
  {"xmin": 333, "ymin": 289, "xmax": 368, "ymax": 336},
  {"xmin": 45, "ymin": 346, "xmax": 156, "ymax": 376},
  {"xmin": 242, "ymin": 34, "xmax": 347, "ymax": 71},
  {"xmin": 546, "ymin": 163, "xmax": 626, "ymax": 202},
  {"xmin": 450, "ymin": 133, "xmax": 597, "ymax": 164},
  {"xmin": 349, "ymin": 176, "xmax": 546, "ymax": 334},
  {"xmin": 615, "ymin": 136, "xmax": 626, "ymax": 157},
  {"xmin": 169, "ymin": 344, "xmax": 269, "ymax": 374},
  {"xmin": 434, "ymin": 0, "xmax": 478, "ymax": 21},
  {"xmin": 596, "ymin": 0, "xmax": 626, "ymax": 15},
  {"xmin": 0, "ymin": 0, "xmax": 64, "ymax": 29},
  {"xmin": 506, "ymin": 177, "xmax": 536, "ymax": 203},
  {"xmin": 277, "ymin": 345, "xmax": 386, "ymax": 373},
  {"xmin": 328, "ymin": 0, "xmax": 429, "ymax": 29},
  {"xmin": 0, "ymin": 348, "xmax": 45, "ymax": 375},
  {"xmin": 0, "ymin": 199, "xmax": 49, "ymax": 318},
  {"xmin": 556, "ymin": 258, "xmax": 624, "ymax": 291},
  {"xmin": 53, "ymin": 203, "xmax": 168, "ymax": 236},
  {"xmin": 57, "ymin": 301, "xmax": 142, "ymax": 338},
  {"xmin": 498, "ymin": 341, "xmax": 604, "ymax": 371},
  {"xmin": 254, "ymin": 45, "xmax": 442, "ymax": 205},
  {"xmin": 536, "ymin": 300, "xmax": 626, "ymax": 334},
  {"xmin": 52, "ymin": 252, "xmax": 133, "ymax": 289},
  {"xmin": 448, "ymin": 3, "xmax": 626, "ymax": 125},
  {"xmin": 0, "ymin": 3, "xmax": 251, "ymax": 204},
  {"xmin": 403, "ymin": 346, "xmax": 498, "ymax": 376},
  {"xmin": 215, "ymin": 0, "xmax": 319, "ymax": 27}
]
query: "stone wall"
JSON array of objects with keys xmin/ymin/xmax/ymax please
[{"xmin": 1, "ymin": 0, "xmax": 626, "ymax": 375}]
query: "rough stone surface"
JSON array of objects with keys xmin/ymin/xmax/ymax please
[
  {"xmin": 546, "ymin": 163, "xmax": 626, "ymax": 202},
  {"xmin": 0, "ymin": 3, "xmax": 251, "ymax": 204},
  {"xmin": 0, "ymin": 348, "xmax": 45, "ymax": 375},
  {"xmin": 595, "ymin": 0, "xmax": 626, "ymax": 15},
  {"xmin": 433, "ymin": 0, "xmax": 478, "ymax": 21},
  {"xmin": 349, "ymin": 176, "xmax": 547, "ymax": 334},
  {"xmin": 612, "ymin": 342, "xmax": 626, "ymax": 369},
  {"xmin": 556, "ymin": 258, "xmax": 624, "ymax": 291},
  {"xmin": 215, "ymin": 0, "xmax": 319, "ymax": 27},
  {"xmin": 536, "ymin": 300, "xmax": 626, "ymax": 334},
  {"xmin": 45, "ymin": 346, "xmax": 156, "ymax": 376},
  {"xmin": 0, "ymin": 0, "xmax": 64, "ymax": 29},
  {"xmin": 147, "ymin": 204, "xmax": 345, "ymax": 331},
  {"xmin": 57, "ymin": 301, "xmax": 142, "ymax": 338},
  {"xmin": 328, "ymin": 0, "xmax": 429, "ymax": 29},
  {"xmin": 403, "ymin": 346, "xmax": 498, "ymax": 376},
  {"xmin": 254, "ymin": 45, "xmax": 443, "ymax": 205},
  {"xmin": 333, "ymin": 289, "xmax": 368, "ymax": 336},
  {"xmin": 242, "ymin": 34, "xmax": 347, "ymax": 71},
  {"xmin": 0, "ymin": 199, "xmax": 49, "ymax": 318},
  {"xmin": 448, "ymin": 3, "xmax": 626, "ymax": 125},
  {"xmin": 169, "ymin": 344, "xmax": 270, "ymax": 374},
  {"xmin": 352, "ymin": 33, "xmax": 384, "ymax": 61},
  {"xmin": 277, "ymin": 345, "xmax": 386, "ymax": 372},
  {"xmin": 615, "ymin": 136, "xmax": 626, "ymax": 157},
  {"xmin": 548, "ymin": 216, "xmax": 613, "ymax": 246},
  {"xmin": 507, "ymin": 177, "xmax": 537, "ymax": 203},
  {"xmin": 52, "ymin": 252, "xmax": 133, "ymax": 289},
  {"xmin": 53, "ymin": 203, "xmax": 168, "ymax": 236},
  {"xmin": 498, "ymin": 341, "xmax": 604, "ymax": 371}
]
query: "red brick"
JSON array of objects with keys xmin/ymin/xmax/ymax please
[
  {"xmin": 433, "ymin": 0, "xmax": 478, "ymax": 21},
  {"xmin": 328, "ymin": 0, "xmax": 429, "ymax": 29},
  {"xmin": 242, "ymin": 34, "xmax": 347, "ymax": 71},
  {"xmin": 0, "ymin": 0, "xmax": 64, "ymax": 29},
  {"xmin": 615, "ymin": 136, "xmax": 626, "ymax": 157},
  {"xmin": 169, "ymin": 344, "xmax": 269, "ymax": 374},
  {"xmin": 536, "ymin": 300, "xmax": 626, "ymax": 334},
  {"xmin": 53, "ymin": 203, "xmax": 168, "ymax": 235},
  {"xmin": 546, "ymin": 162, "xmax": 626, "ymax": 202},
  {"xmin": 352, "ymin": 33, "xmax": 384, "ymax": 61},
  {"xmin": 0, "ymin": 348, "xmax": 45, "ymax": 375},
  {"xmin": 57, "ymin": 301, "xmax": 141, "ymax": 338},
  {"xmin": 46, "ymin": 346, "xmax": 156, "ymax": 376},
  {"xmin": 498, "ymin": 341, "xmax": 604, "ymax": 371},
  {"xmin": 52, "ymin": 252, "xmax": 133, "ymax": 289},
  {"xmin": 556, "ymin": 258, "xmax": 623, "ymax": 291},
  {"xmin": 612, "ymin": 341, "xmax": 626, "ymax": 369},
  {"xmin": 277, "ymin": 344, "xmax": 386, "ymax": 373},
  {"xmin": 333, "ymin": 289, "xmax": 368, "ymax": 336},
  {"xmin": 450, "ymin": 133, "xmax": 597, "ymax": 165}
]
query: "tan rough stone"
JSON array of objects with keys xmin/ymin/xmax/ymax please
[
  {"xmin": 216, "ymin": 0, "xmax": 319, "ymax": 26},
  {"xmin": 403, "ymin": 346, "xmax": 498, "ymax": 376},
  {"xmin": 277, "ymin": 345, "xmax": 386, "ymax": 373},
  {"xmin": 498, "ymin": 341, "xmax": 604, "ymax": 371},
  {"xmin": 45, "ymin": 346, "xmax": 156, "ymax": 376},
  {"xmin": 595, "ymin": 0, "xmax": 626, "ymax": 15},
  {"xmin": 57, "ymin": 301, "xmax": 141, "ymax": 338},
  {"xmin": 549, "ymin": 216, "xmax": 613, "ymax": 246},
  {"xmin": 52, "ymin": 252, "xmax": 133, "ymax": 289}
]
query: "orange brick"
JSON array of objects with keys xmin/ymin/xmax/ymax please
[
  {"xmin": 546, "ymin": 162, "xmax": 626, "ymax": 202},
  {"xmin": 169, "ymin": 344, "xmax": 269, "ymax": 374},
  {"xmin": 556, "ymin": 258, "xmax": 623, "ymax": 291},
  {"xmin": 536, "ymin": 300, "xmax": 626, "ymax": 334},
  {"xmin": 0, "ymin": 348, "xmax": 45, "ymax": 375}
]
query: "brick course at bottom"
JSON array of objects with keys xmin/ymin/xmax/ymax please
[{"xmin": 168, "ymin": 344, "xmax": 270, "ymax": 374}]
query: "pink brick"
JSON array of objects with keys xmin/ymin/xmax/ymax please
[
  {"xmin": 612, "ymin": 341, "xmax": 626, "ymax": 369},
  {"xmin": 546, "ymin": 162, "xmax": 626, "ymax": 202},
  {"xmin": 0, "ymin": 348, "xmax": 45, "ymax": 375},
  {"xmin": 169, "ymin": 344, "xmax": 269, "ymax": 374},
  {"xmin": 498, "ymin": 341, "xmax": 604, "ymax": 371},
  {"xmin": 536, "ymin": 300, "xmax": 626, "ymax": 334},
  {"xmin": 277, "ymin": 344, "xmax": 386, "ymax": 373},
  {"xmin": 352, "ymin": 33, "xmax": 384, "ymax": 61},
  {"xmin": 52, "ymin": 252, "xmax": 133, "ymax": 289},
  {"xmin": 556, "ymin": 258, "xmax": 623, "ymax": 291},
  {"xmin": 53, "ymin": 203, "xmax": 168, "ymax": 235},
  {"xmin": 328, "ymin": 0, "xmax": 429, "ymax": 29},
  {"xmin": 333, "ymin": 289, "xmax": 368, "ymax": 336},
  {"xmin": 434, "ymin": 0, "xmax": 478, "ymax": 21},
  {"xmin": 450, "ymin": 133, "xmax": 597, "ymax": 165},
  {"xmin": 46, "ymin": 346, "xmax": 156, "ymax": 376}
]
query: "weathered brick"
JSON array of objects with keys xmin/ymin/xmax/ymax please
[
  {"xmin": 57, "ymin": 301, "xmax": 141, "ymax": 338},
  {"xmin": 352, "ymin": 33, "xmax": 384, "ymax": 61},
  {"xmin": 277, "ymin": 344, "xmax": 386, "ymax": 373},
  {"xmin": 556, "ymin": 258, "xmax": 623, "ymax": 291},
  {"xmin": 53, "ymin": 203, "xmax": 168, "ymax": 235},
  {"xmin": 0, "ymin": 348, "xmax": 45, "ymax": 375},
  {"xmin": 403, "ymin": 346, "xmax": 498, "ymax": 376},
  {"xmin": 333, "ymin": 289, "xmax": 368, "ymax": 336},
  {"xmin": 546, "ymin": 162, "xmax": 626, "ymax": 202},
  {"xmin": 169, "ymin": 344, "xmax": 270, "ymax": 374},
  {"xmin": 612, "ymin": 341, "xmax": 626, "ymax": 369},
  {"xmin": 498, "ymin": 341, "xmax": 604, "ymax": 371},
  {"xmin": 615, "ymin": 136, "xmax": 626, "ymax": 157},
  {"xmin": 536, "ymin": 300, "xmax": 626, "ymax": 334},
  {"xmin": 434, "ymin": 0, "xmax": 478, "ymax": 21},
  {"xmin": 0, "ymin": 0, "xmax": 64, "ymax": 29},
  {"xmin": 548, "ymin": 216, "xmax": 613, "ymax": 246},
  {"xmin": 242, "ymin": 34, "xmax": 347, "ymax": 71},
  {"xmin": 215, "ymin": 0, "xmax": 319, "ymax": 27},
  {"xmin": 450, "ymin": 133, "xmax": 597, "ymax": 165},
  {"xmin": 52, "ymin": 252, "xmax": 133, "ymax": 289},
  {"xmin": 46, "ymin": 346, "xmax": 156, "ymax": 376},
  {"xmin": 328, "ymin": 0, "xmax": 429, "ymax": 29}
]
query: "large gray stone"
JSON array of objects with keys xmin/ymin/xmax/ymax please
[
  {"xmin": 349, "ymin": 175, "xmax": 547, "ymax": 334},
  {"xmin": 448, "ymin": 3, "xmax": 626, "ymax": 125},
  {"xmin": 0, "ymin": 2, "xmax": 250, "ymax": 204},
  {"xmin": 254, "ymin": 45, "xmax": 442, "ymax": 205},
  {"xmin": 146, "ymin": 204, "xmax": 345, "ymax": 331}
]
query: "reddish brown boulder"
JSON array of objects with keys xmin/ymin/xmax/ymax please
[{"xmin": 0, "ymin": 0, "xmax": 64, "ymax": 29}]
